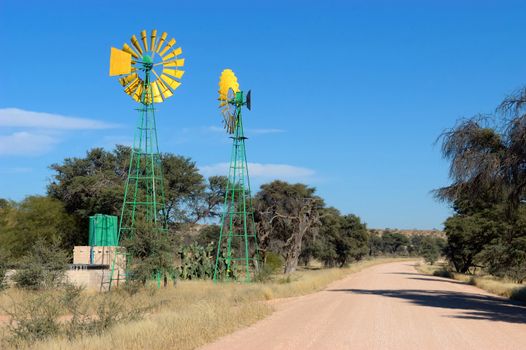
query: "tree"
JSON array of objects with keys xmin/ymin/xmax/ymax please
[
  {"xmin": 48, "ymin": 147, "xmax": 128, "ymax": 246},
  {"xmin": 122, "ymin": 220, "xmax": 176, "ymax": 287},
  {"xmin": 380, "ymin": 232, "xmax": 409, "ymax": 255},
  {"xmin": 0, "ymin": 196, "xmax": 75, "ymax": 259},
  {"xmin": 304, "ymin": 207, "xmax": 341, "ymax": 267},
  {"xmin": 162, "ymin": 154, "xmax": 205, "ymax": 223},
  {"xmin": 255, "ymin": 181, "xmax": 323, "ymax": 274},
  {"xmin": 420, "ymin": 236, "xmax": 440, "ymax": 265},
  {"xmin": 437, "ymin": 88, "xmax": 526, "ymax": 275},
  {"xmin": 337, "ymin": 214, "xmax": 369, "ymax": 265},
  {"xmin": 48, "ymin": 146, "xmax": 217, "ymax": 248}
]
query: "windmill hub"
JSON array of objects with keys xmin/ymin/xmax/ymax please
[{"xmin": 142, "ymin": 54, "xmax": 153, "ymax": 64}]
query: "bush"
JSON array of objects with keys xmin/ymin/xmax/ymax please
[
  {"xmin": 433, "ymin": 268, "xmax": 454, "ymax": 279},
  {"xmin": 122, "ymin": 220, "xmax": 176, "ymax": 287},
  {"xmin": 5, "ymin": 292, "xmax": 62, "ymax": 345},
  {"xmin": 4, "ymin": 284, "xmax": 152, "ymax": 347},
  {"xmin": 255, "ymin": 252, "xmax": 284, "ymax": 282},
  {"xmin": 11, "ymin": 239, "xmax": 68, "ymax": 290},
  {"xmin": 510, "ymin": 286, "xmax": 526, "ymax": 302}
]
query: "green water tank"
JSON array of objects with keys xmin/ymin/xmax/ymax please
[{"xmin": 89, "ymin": 214, "xmax": 118, "ymax": 246}]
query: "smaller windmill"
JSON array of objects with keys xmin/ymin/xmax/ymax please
[{"xmin": 213, "ymin": 69, "xmax": 259, "ymax": 282}]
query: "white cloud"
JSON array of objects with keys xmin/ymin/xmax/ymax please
[
  {"xmin": 200, "ymin": 162, "xmax": 315, "ymax": 181},
  {"xmin": 0, "ymin": 108, "xmax": 117, "ymax": 130},
  {"xmin": 0, "ymin": 132, "xmax": 58, "ymax": 155}
]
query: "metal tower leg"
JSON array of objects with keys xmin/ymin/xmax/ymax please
[{"xmin": 213, "ymin": 114, "xmax": 260, "ymax": 282}]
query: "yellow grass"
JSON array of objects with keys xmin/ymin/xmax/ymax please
[
  {"xmin": 415, "ymin": 261, "xmax": 526, "ymax": 301},
  {"xmin": 0, "ymin": 258, "xmax": 406, "ymax": 350}
]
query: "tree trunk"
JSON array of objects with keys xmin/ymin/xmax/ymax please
[{"xmin": 283, "ymin": 210, "xmax": 311, "ymax": 274}]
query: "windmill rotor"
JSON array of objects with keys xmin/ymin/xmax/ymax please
[
  {"xmin": 109, "ymin": 29, "xmax": 185, "ymax": 104},
  {"xmin": 218, "ymin": 69, "xmax": 254, "ymax": 134}
]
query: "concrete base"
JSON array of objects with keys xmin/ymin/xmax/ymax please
[{"xmin": 66, "ymin": 269, "xmax": 106, "ymax": 291}]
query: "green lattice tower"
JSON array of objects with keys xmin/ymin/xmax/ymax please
[
  {"xmin": 109, "ymin": 58, "xmax": 168, "ymax": 289},
  {"xmin": 213, "ymin": 91, "xmax": 260, "ymax": 282}
]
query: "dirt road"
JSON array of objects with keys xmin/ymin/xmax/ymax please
[{"xmin": 200, "ymin": 261, "xmax": 526, "ymax": 350}]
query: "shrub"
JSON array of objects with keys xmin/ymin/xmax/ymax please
[
  {"xmin": 433, "ymin": 268, "xmax": 454, "ymax": 279},
  {"xmin": 510, "ymin": 286, "xmax": 526, "ymax": 302},
  {"xmin": 5, "ymin": 292, "xmax": 62, "ymax": 345},
  {"xmin": 11, "ymin": 239, "xmax": 68, "ymax": 290},
  {"xmin": 122, "ymin": 220, "xmax": 176, "ymax": 287},
  {"xmin": 4, "ymin": 285, "xmax": 151, "ymax": 346},
  {"xmin": 255, "ymin": 252, "xmax": 283, "ymax": 282}
]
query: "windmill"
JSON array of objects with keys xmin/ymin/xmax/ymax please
[
  {"xmin": 106, "ymin": 29, "xmax": 185, "ymax": 289},
  {"xmin": 213, "ymin": 69, "xmax": 260, "ymax": 282}
]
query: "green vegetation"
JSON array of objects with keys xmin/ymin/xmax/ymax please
[
  {"xmin": 11, "ymin": 239, "xmax": 69, "ymax": 291},
  {"xmin": 437, "ymin": 87, "xmax": 526, "ymax": 282}
]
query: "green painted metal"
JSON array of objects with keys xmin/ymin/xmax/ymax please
[
  {"xmin": 213, "ymin": 91, "xmax": 260, "ymax": 283},
  {"xmin": 108, "ymin": 62, "xmax": 168, "ymax": 290},
  {"xmin": 89, "ymin": 214, "xmax": 118, "ymax": 246}
]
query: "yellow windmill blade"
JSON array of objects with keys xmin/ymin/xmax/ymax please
[
  {"xmin": 122, "ymin": 43, "xmax": 139, "ymax": 59},
  {"xmin": 151, "ymin": 81, "xmax": 164, "ymax": 103},
  {"xmin": 159, "ymin": 38, "xmax": 175, "ymax": 56},
  {"xmin": 132, "ymin": 83, "xmax": 144, "ymax": 102},
  {"xmin": 163, "ymin": 59, "xmax": 185, "ymax": 68},
  {"xmin": 160, "ymin": 74, "xmax": 181, "ymax": 90},
  {"xmin": 141, "ymin": 30, "xmax": 148, "ymax": 51},
  {"xmin": 109, "ymin": 48, "xmax": 132, "ymax": 76},
  {"xmin": 156, "ymin": 32, "xmax": 168, "ymax": 53},
  {"xmin": 218, "ymin": 69, "xmax": 240, "ymax": 134},
  {"xmin": 163, "ymin": 69, "xmax": 184, "ymax": 79},
  {"xmin": 162, "ymin": 47, "xmax": 182, "ymax": 61},
  {"xmin": 152, "ymin": 70, "xmax": 174, "ymax": 99},
  {"xmin": 150, "ymin": 29, "xmax": 158, "ymax": 52},
  {"xmin": 131, "ymin": 34, "xmax": 143, "ymax": 55},
  {"xmin": 119, "ymin": 73, "xmax": 138, "ymax": 87},
  {"xmin": 218, "ymin": 69, "xmax": 240, "ymax": 98},
  {"xmin": 124, "ymin": 77, "xmax": 142, "ymax": 95}
]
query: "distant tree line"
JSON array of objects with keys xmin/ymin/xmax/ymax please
[{"xmin": 437, "ymin": 87, "xmax": 526, "ymax": 283}]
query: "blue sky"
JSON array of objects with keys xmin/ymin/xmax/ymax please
[{"xmin": 1, "ymin": 0, "xmax": 525, "ymax": 229}]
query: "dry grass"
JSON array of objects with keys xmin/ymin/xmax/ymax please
[
  {"xmin": 415, "ymin": 261, "xmax": 526, "ymax": 302},
  {"xmin": 0, "ymin": 258, "xmax": 405, "ymax": 350}
]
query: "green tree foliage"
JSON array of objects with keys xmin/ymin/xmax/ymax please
[
  {"xmin": 11, "ymin": 239, "xmax": 69, "ymax": 290},
  {"xmin": 420, "ymin": 236, "xmax": 441, "ymax": 264},
  {"xmin": 379, "ymin": 232, "xmax": 410, "ymax": 255},
  {"xmin": 311, "ymin": 210, "xmax": 369, "ymax": 267},
  {"xmin": 48, "ymin": 146, "xmax": 226, "ymax": 248},
  {"xmin": 437, "ymin": 87, "xmax": 526, "ymax": 278},
  {"xmin": 122, "ymin": 221, "xmax": 176, "ymax": 287},
  {"xmin": 195, "ymin": 224, "xmax": 221, "ymax": 246},
  {"xmin": 0, "ymin": 196, "xmax": 75, "ymax": 259},
  {"xmin": 255, "ymin": 181, "xmax": 323, "ymax": 274}
]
